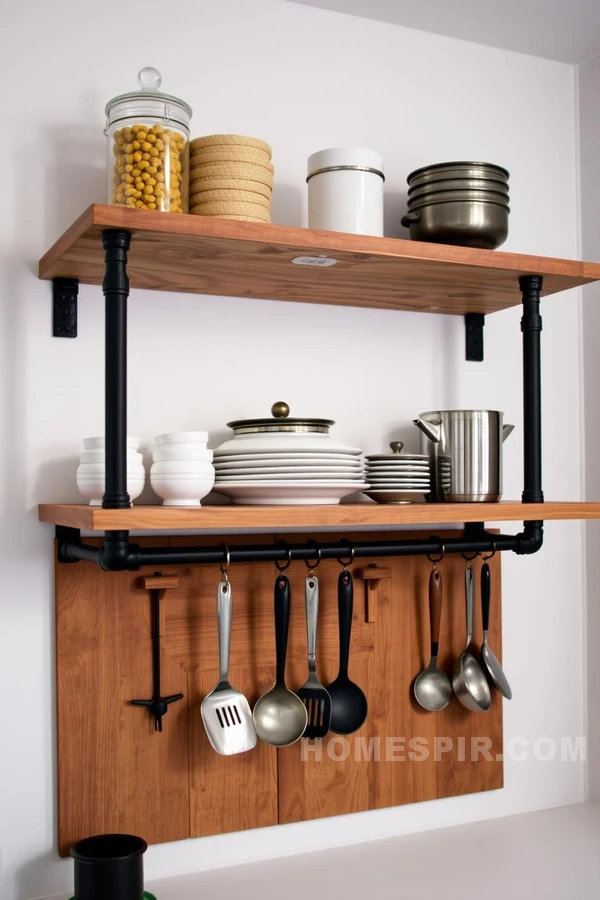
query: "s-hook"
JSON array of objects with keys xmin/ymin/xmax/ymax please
[{"xmin": 131, "ymin": 573, "xmax": 184, "ymax": 732}]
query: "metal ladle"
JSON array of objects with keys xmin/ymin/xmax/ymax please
[
  {"xmin": 453, "ymin": 564, "xmax": 491, "ymax": 712},
  {"xmin": 253, "ymin": 568, "xmax": 307, "ymax": 747},
  {"xmin": 414, "ymin": 566, "xmax": 452, "ymax": 711},
  {"xmin": 480, "ymin": 561, "xmax": 512, "ymax": 699}
]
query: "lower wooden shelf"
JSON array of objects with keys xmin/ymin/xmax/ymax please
[{"xmin": 38, "ymin": 500, "xmax": 600, "ymax": 532}]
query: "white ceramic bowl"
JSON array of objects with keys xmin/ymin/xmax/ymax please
[
  {"xmin": 76, "ymin": 473, "xmax": 146, "ymax": 506},
  {"xmin": 78, "ymin": 462, "xmax": 146, "ymax": 476},
  {"xmin": 155, "ymin": 431, "xmax": 208, "ymax": 447},
  {"xmin": 151, "ymin": 460, "xmax": 214, "ymax": 476},
  {"xmin": 83, "ymin": 436, "xmax": 140, "ymax": 450},
  {"xmin": 152, "ymin": 446, "xmax": 214, "ymax": 462},
  {"xmin": 80, "ymin": 449, "xmax": 143, "ymax": 464},
  {"xmin": 150, "ymin": 471, "xmax": 215, "ymax": 506}
]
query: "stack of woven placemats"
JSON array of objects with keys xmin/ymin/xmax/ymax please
[{"xmin": 189, "ymin": 134, "xmax": 273, "ymax": 223}]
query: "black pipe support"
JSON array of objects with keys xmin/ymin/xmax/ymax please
[
  {"xmin": 56, "ymin": 530, "xmax": 540, "ymax": 570},
  {"xmin": 520, "ymin": 274, "xmax": 544, "ymax": 504},
  {"xmin": 98, "ymin": 530, "xmax": 139, "ymax": 571},
  {"xmin": 102, "ymin": 229, "xmax": 131, "ymax": 510}
]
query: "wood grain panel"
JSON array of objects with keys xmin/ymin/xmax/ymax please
[
  {"xmin": 38, "ymin": 500, "xmax": 600, "ymax": 532},
  {"xmin": 56, "ymin": 532, "xmax": 503, "ymax": 855},
  {"xmin": 277, "ymin": 535, "xmax": 502, "ymax": 826},
  {"xmin": 56, "ymin": 550, "xmax": 189, "ymax": 855},
  {"xmin": 38, "ymin": 206, "xmax": 600, "ymax": 316}
]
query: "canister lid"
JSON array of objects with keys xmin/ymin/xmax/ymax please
[
  {"xmin": 227, "ymin": 401, "xmax": 335, "ymax": 435},
  {"xmin": 105, "ymin": 67, "xmax": 192, "ymax": 130},
  {"xmin": 307, "ymin": 147, "xmax": 385, "ymax": 182}
]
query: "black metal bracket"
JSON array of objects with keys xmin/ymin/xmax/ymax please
[
  {"xmin": 465, "ymin": 313, "xmax": 484, "ymax": 361},
  {"xmin": 54, "ymin": 232, "xmax": 545, "ymax": 569},
  {"xmin": 56, "ymin": 526, "xmax": 82, "ymax": 563},
  {"xmin": 53, "ymin": 278, "xmax": 78, "ymax": 338}
]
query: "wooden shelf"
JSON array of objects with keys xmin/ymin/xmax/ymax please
[
  {"xmin": 39, "ymin": 205, "xmax": 600, "ymax": 316},
  {"xmin": 38, "ymin": 501, "xmax": 600, "ymax": 532}
]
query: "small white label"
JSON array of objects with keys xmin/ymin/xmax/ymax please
[{"xmin": 291, "ymin": 256, "xmax": 337, "ymax": 267}]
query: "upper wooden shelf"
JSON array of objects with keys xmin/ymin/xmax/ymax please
[
  {"xmin": 39, "ymin": 501, "xmax": 600, "ymax": 532},
  {"xmin": 38, "ymin": 205, "xmax": 600, "ymax": 316}
]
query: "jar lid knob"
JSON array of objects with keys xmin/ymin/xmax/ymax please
[
  {"xmin": 271, "ymin": 401, "xmax": 290, "ymax": 419},
  {"xmin": 389, "ymin": 441, "xmax": 404, "ymax": 454},
  {"xmin": 138, "ymin": 67, "xmax": 162, "ymax": 92}
]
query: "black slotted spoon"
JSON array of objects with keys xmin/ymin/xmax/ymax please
[{"xmin": 297, "ymin": 572, "xmax": 331, "ymax": 738}]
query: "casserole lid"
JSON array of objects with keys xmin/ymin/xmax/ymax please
[{"xmin": 227, "ymin": 402, "xmax": 335, "ymax": 435}]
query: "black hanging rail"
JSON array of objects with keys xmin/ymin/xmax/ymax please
[{"xmin": 55, "ymin": 229, "xmax": 544, "ymax": 569}]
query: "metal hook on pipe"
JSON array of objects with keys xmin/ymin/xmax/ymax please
[
  {"xmin": 274, "ymin": 541, "xmax": 292, "ymax": 572},
  {"xmin": 337, "ymin": 539, "xmax": 355, "ymax": 570},
  {"xmin": 304, "ymin": 540, "xmax": 321, "ymax": 573},
  {"xmin": 219, "ymin": 543, "xmax": 230, "ymax": 581}
]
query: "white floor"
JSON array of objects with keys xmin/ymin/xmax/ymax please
[{"xmin": 45, "ymin": 802, "xmax": 600, "ymax": 900}]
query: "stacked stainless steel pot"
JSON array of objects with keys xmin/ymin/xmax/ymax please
[
  {"xmin": 413, "ymin": 410, "xmax": 514, "ymax": 502},
  {"xmin": 401, "ymin": 161, "xmax": 510, "ymax": 249}
]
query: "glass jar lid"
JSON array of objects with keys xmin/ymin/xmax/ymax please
[
  {"xmin": 105, "ymin": 67, "xmax": 192, "ymax": 131},
  {"xmin": 227, "ymin": 402, "xmax": 335, "ymax": 435}
]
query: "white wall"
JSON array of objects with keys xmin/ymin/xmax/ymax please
[
  {"xmin": 0, "ymin": 2, "xmax": 586, "ymax": 898},
  {"xmin": 579, "ymin": 52, "xmax": 600, "ymax": 806}
]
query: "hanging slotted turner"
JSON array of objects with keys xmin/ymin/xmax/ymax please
[
  {"xmin": 201, "ymin": 578, "xmax": 257, "ymax": 755},
  {"xmin": 297, "ymin": 574, "xmax": 332, "ymax": 738}
]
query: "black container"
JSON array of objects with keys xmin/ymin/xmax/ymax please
[{"xmin": 70, "ymin": 834, "xmax": 148, "ymax": 900}]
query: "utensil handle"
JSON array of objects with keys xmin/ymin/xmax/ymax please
[
  {"xmin": 217, "ymin": 580, "xmax": 232, "ymax": 682},
  {"xmin": 275, "ymin": 574, "xmax": 291, "ymax": 685},
  {"xmin": 429, "ymin": 568, "xmax": 442, "ymax": 656},
  {"xmin": 465, "ymin": 564, "xmax": 474, "ymax": 643},
  {"xmin": 338, "ymin": 570, "xmax": 354, "ymax": 675},
  {"xmin": 305, "ymin": 575, "xmax": 319, "ymax": 662},
  {"xmin": 481, "ymin": 562, "xmax": 491, "ymax": 633}
]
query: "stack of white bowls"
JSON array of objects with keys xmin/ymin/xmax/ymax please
[
  {"xmin": 150, "ymin": 432, "xmax": 215, "ymax": 506},
  {"xmin": 76, "ymin": 436, "xmax": 146, "ymax": 506}
]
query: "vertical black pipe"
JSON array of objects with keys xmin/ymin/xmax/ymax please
[
  {"xmin": 102, "ymin": 230, "xmax": 131, "ymax": 509},
  {"xmin": 520, "ymin": 274, "xmax": 544, "ymax": 503}
]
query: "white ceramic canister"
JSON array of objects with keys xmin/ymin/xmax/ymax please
[{"xmin": 307, "ymin": 147, "xmax": 385, "ymax": 236}]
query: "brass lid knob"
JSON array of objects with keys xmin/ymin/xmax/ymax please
[
  {"xmin": 271, "ymin": 401, "xmax": 290, "ymax": 419},
  {"xmin": 389, "ymin": 441, "xmax": 404, "ymax": 454}
]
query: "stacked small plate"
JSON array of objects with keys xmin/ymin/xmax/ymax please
[
  {"xmin": 364, "ymin": 441, "xmax": 434, "ymax": 504},
  {"xmin": 213, "ymin": 402, "xmax": 368, "ymax": 505}
]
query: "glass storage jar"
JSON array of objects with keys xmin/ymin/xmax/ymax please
[{"xmin": 105, "ymin": 67, "xmax": 192, "ymax": 213}]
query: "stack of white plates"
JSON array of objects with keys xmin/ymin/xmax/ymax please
[
  {"xmin": 212, "ymin": 402, "xmax": 368, "ymax": 505},
  {"xmin": 364, "ymin": 441, "xmax": 440, "ymax": 504}
]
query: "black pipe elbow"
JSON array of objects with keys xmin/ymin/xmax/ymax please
[
  {"xmin": 515, "ymin": 520, "xmax": 544, "ymax": 555},
  {"xmin": 98, "ymin": 531, "xmax": 140, "ymax": 571}
]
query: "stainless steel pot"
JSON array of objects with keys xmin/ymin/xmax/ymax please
[
  {"xmin": 407, "ymin": 189, "xmax": 510, "ymax": 209},
  {"xmin": 401, "ymin": 200, "xmax": 509, "ymax": 249},
  {"xmin": 407, "ymin": 179, "xmax": 510, "ymax": 200},
  {"xmin": 407, "ymin": 161, "xmax": 509, "ymax": 184},
  {"xmin": 413, "ymin": 410, "xmax": 514, "ymax": 502},
  {"xmin": 408, "ymin": 170, "xmax": 509, "ymax": 189}
]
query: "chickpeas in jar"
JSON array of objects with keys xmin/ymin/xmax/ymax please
[{"xmin": 105, "ymin": 68, "xmax": 192, "ymax": 213}]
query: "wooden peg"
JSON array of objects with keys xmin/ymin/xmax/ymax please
[
  {"xmin": 356, "ymin": 565, "xmax": 392, "ymax": 622},
  {"xmin": 142, "ymin": 575, "xmax": 179, "ymax": 591},
  {"xmin": 141, "ymin": 575, "xmax": 179, "ymax": 636}
]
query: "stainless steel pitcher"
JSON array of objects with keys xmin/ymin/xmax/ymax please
[{"xmin": 413, "ymin": 410, "xmax": 514, "ymax": 502}]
